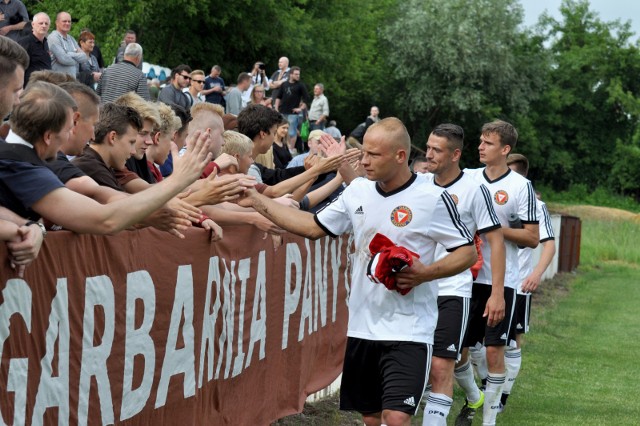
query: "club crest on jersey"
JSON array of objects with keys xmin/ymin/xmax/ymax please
[
  {"xmin": 450, "ymin": 194, "xmax": 459, "ymax": 205},
  {"xmin": 390, "ymin": 205, "xmax": 412, "ymax": 227},
  {"xmin": 494, "ymin": 190, "xmax": 508, "ymax": 205}
]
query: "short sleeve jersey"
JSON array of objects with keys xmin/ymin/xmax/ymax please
[
  {"xmin": 516, "ymin": 199, "xmax": 555, "ymax": 294},
  {"xmin": 422, "ymin": 172, "xmax": 501, "ymax": 297},
  {"xmin": 464, "ymin": 167, "xmax": 538, "ymax": 289},
  {"xmin": 314, "ymin": 174, "xmax": 473, "ymax": 345}
]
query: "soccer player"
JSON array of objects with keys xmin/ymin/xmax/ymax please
[
  {"xmin": 499, "ymin": 153, "xmax": 556, "ymax": 412},
  {"xmin": 420, "ymin": 124, "xmax": 505, "ymax": 426},
  {"xmin": 238, "ymin": 117, "xmax": 477, "ymax": 426},
  {"xmin": 456, "ymin": 120, "xmax": 539, "ymax": 426}
]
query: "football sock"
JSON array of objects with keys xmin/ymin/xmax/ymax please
[
  {"xmin": 482, "ymin": 372, "xmax": 506, "ymax": 426},
  {"xmin": 502, "ymin": 347, "xmax": 522, "ymax": 406},
  {"xmin": 422, "ymin": 393, "xmax": 452, "ymax": 426},
  {"xmin": 469, "ymin": 344, "xmax": 488, "ymax": 381},
  {"xmin": 454, "ymin": 360, "xmax": 481, "ymax": 404}
]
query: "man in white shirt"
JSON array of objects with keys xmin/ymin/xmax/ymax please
[{"xmin": 308, "ymin": 83, "xmax": 329, "ymax": 130}]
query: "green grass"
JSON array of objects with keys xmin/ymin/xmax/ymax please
[
  {"xmin": 538, "ymin": 184, "xmax": 640, "ymax": 213},
  {"xmin": 580, "ymin": 219, "xmax": 640, "ymax": 266}
]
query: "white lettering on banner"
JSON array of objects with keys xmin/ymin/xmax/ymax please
[
  {"xmin": 155, "ymin": 265, "xmax": 196, "ymax": 408},
  {"xmin": 330, "ymin": 237, "xmax": 342, "ymax": 323},
  {"xmin": 283, "ymin": 243, "xmax": 302, "ymax": 349},
  {"xmin": 215, "ymin": 259, "xmax": 235, "ymax": 380},
  {"xmin": 198, "ymin": 256, "xmax": 222, "ymax": 388},
  {"xmin": 121, "ymin": 271, "xmax": 156, "ymax": 421},
  {"xmin": 298, "ymin": 240, "xmax": 313, "ymax": 341},
  {"xmin": 313, "ymin": 239, "xmax": 328, "ymax": 332},
  {"xmin": 232, "ymin": 258, "xmax": 249, "ymax": 378},
  {"xmin": 7, "ymin": 358, "xmax": 28, "ymax": 425},
  {"xmin": 78, "ymin": 275, "xmax": 115, "ymax": 425},
  {"xmin": 0, "ymin": 236, "xmax": 347, "ymax": 421},
  {"xmin": 245, "ymin": 251, "xmax": 267, "ymax": 368},
  {"xmin": 32, "ymin": 278, "xmax": 69, "ymax": 426},
  {"xmin": 0, "ymin": 279, "xmax": 32, "ymax": 425}
]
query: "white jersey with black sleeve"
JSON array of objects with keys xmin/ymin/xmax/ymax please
[
  {"xmin": 464, "ymin": 167, "xmax": 538, "ymax": 289},
  {"xmin": 314, "ymin": 174, "xmax": 473, "ymax": 345},
  {"xmin": 517, "ymin": 199, "xmax": 555, "ymax": 294},
  {"xmin": 421, "ymin": 172, "xmax": 501, "ymax": 297}
]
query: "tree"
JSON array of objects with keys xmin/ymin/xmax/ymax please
[
  {"xmin": 379, "ymin": 0, "xmax": 545, "ymax": 155},
  {"xmin": 525, "ymin": 0, "xmax": 640, "ymax": 191}
]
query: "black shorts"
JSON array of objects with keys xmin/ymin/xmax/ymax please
[
  {"xmin": 433, "ymin": 296, "xmax": 469, "ymax": 359},
  {"xmin": 514, "ymin": 293, "xmax": 531, "ymax": 335},
  {"xmin": 340, "ymin": 337, "xmax": 431, "ymax": 415},
  {"xmin": 464, "ymin": 285, "xmax": 517, "ymax": 348}
]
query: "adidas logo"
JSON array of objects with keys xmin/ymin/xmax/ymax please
[
  {"xmin": 403, "ymin": 396, "xmax": 416, "ymax": 407},
  {"xmin": 354, "ymin": 206, "xmax": 364, "ymax": 215},
  {"xmin": 500, "ymin": 333, "xmax": 507, "ymax": 340},
  {"xmin": 516, "ymin": 323, "xmax": 523, "ymax": 329},
  {"xmin": 447, "ymin": 344, "xmax": 457, "ymax": 352}
]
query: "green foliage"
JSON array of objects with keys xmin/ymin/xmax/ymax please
[
  {"xmin": 379, "ymin": 0, "xmax": 546, "ymax": 149},
  {"xmin": 523, "ymin": 0, "xmax": 640, "ymax": 190}
]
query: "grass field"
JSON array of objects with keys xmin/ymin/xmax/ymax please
[{"xmin": 274, "ymin": 205, "xmax": 640, "ymax": 425}]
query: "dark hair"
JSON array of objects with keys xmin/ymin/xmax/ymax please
[
  {"xmin": 170, "ymin": 103, "xmax": 191, "ymax": 137},
  {"xmin": 482, "ymin": 120, "xmax": 518, "ymax": 150},
  {"xmin": 171, "ymin": 64, "xmax": 192, "ymax": 79},
  {"xmin": 0, "ymin": 36, "xmax": 29, "ymax": 81},
  {"xmin": 94, "ymin": 103, "xmax": 142, "ymax": 144},
  {"xmin": 237, "ymin": 72, "xmax": 251, "ymax": 84},
  {"xmin": 290, "ymin": 66, "xmax": 301, "ymax": 74},
  {"xmin": 10, "ymin": 82, "xmax": 76, "ymax": 143},
  {"xmin": 411, "ymin": 156, "xmax": 428, "ymax": 171},
  {"xmin": 237, "ymin": 104, "xmax": 283, "ymax": 141},
  {"xmin": 506, "ymin": 153, "xmax": 529, "ymax": 176},
  {"xmin": 431, "ymin": 123, "xmax": 464, "ymax": 151}
]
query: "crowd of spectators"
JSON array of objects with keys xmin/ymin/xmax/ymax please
[{"xmin": 0, "ymin": 7, "xmax": 366, "ymax": 279}]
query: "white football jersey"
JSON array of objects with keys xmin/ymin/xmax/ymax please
[
  {"xmin": 517, "ymin": 199, "xmax": 555, "ymax": 294},
  {"xmin": 464, "ymin": 168, "xmax": 538, "ymax": 289},
  {"xmin": 421, "ymin": 172, "xmax": 501, "ymax": 297},
  {"xmin": 315, "ymin": 174, "xmax": 473, "ymax": 344}
]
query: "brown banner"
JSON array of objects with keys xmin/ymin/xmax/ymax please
[{"xmin": 0, "ymin": 226, "xmax": 351, "ymax": 425}]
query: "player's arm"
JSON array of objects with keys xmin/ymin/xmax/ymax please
[
  {"xmin": 483, "ymin": 228, "xmax": 506, "ymax": 326},
  {"xmin": 521, "ymin": 239, "xmax": 556, "ymax": 293},
  {"xmin": 502, "ymin": 223, "xmax": 539, "ymax": 248},
  {"xmin": 238, "ymin": 186, "xmax": 326, "ymax": 240}
]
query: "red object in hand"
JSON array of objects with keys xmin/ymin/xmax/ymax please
[{"xmin": 367, "ymin": 233, "xmax": 419, "ymax": 295}]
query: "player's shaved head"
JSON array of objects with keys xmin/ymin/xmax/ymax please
[{"xmin": 368, "ymin": 117, "xmax": 411, "ymax": 153}]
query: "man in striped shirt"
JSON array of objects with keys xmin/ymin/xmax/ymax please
[{"xmin": 97, "ymin": 43, "xmax": 149, "ymax": 103}]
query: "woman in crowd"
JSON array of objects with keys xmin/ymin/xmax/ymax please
[
  {"xmin": 77, "ymin": 31, "xmax": 101, "ymax": 89},
  {"xmin": 272, "ymin": 119, "xmax": 293, "ymax": 168},
  {"xmin": 249, "ymin": 84, "xmax": 272, "ymax": 108}
]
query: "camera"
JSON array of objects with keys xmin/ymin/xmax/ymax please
[{"xmin": 258, "ymin": 63, "xmax": 266, "ymax": 70}]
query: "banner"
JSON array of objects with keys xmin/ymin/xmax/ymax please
[{"xmin": 0, "ymin": 226, "xmax": 351, "ymax": 425}]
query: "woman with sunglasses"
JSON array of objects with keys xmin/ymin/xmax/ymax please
[{"xmin": 249, "ymin": 84, "xmax": 272, "ymax": 108}]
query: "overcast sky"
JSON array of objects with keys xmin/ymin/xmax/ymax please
[{"xmin": 520, "ymin": 0, "xmax": 640, "ymax": 38}]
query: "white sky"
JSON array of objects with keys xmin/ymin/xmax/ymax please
[{"xmin": 520, "ymin": 0, "xmax": 640, "ymax": 38}]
